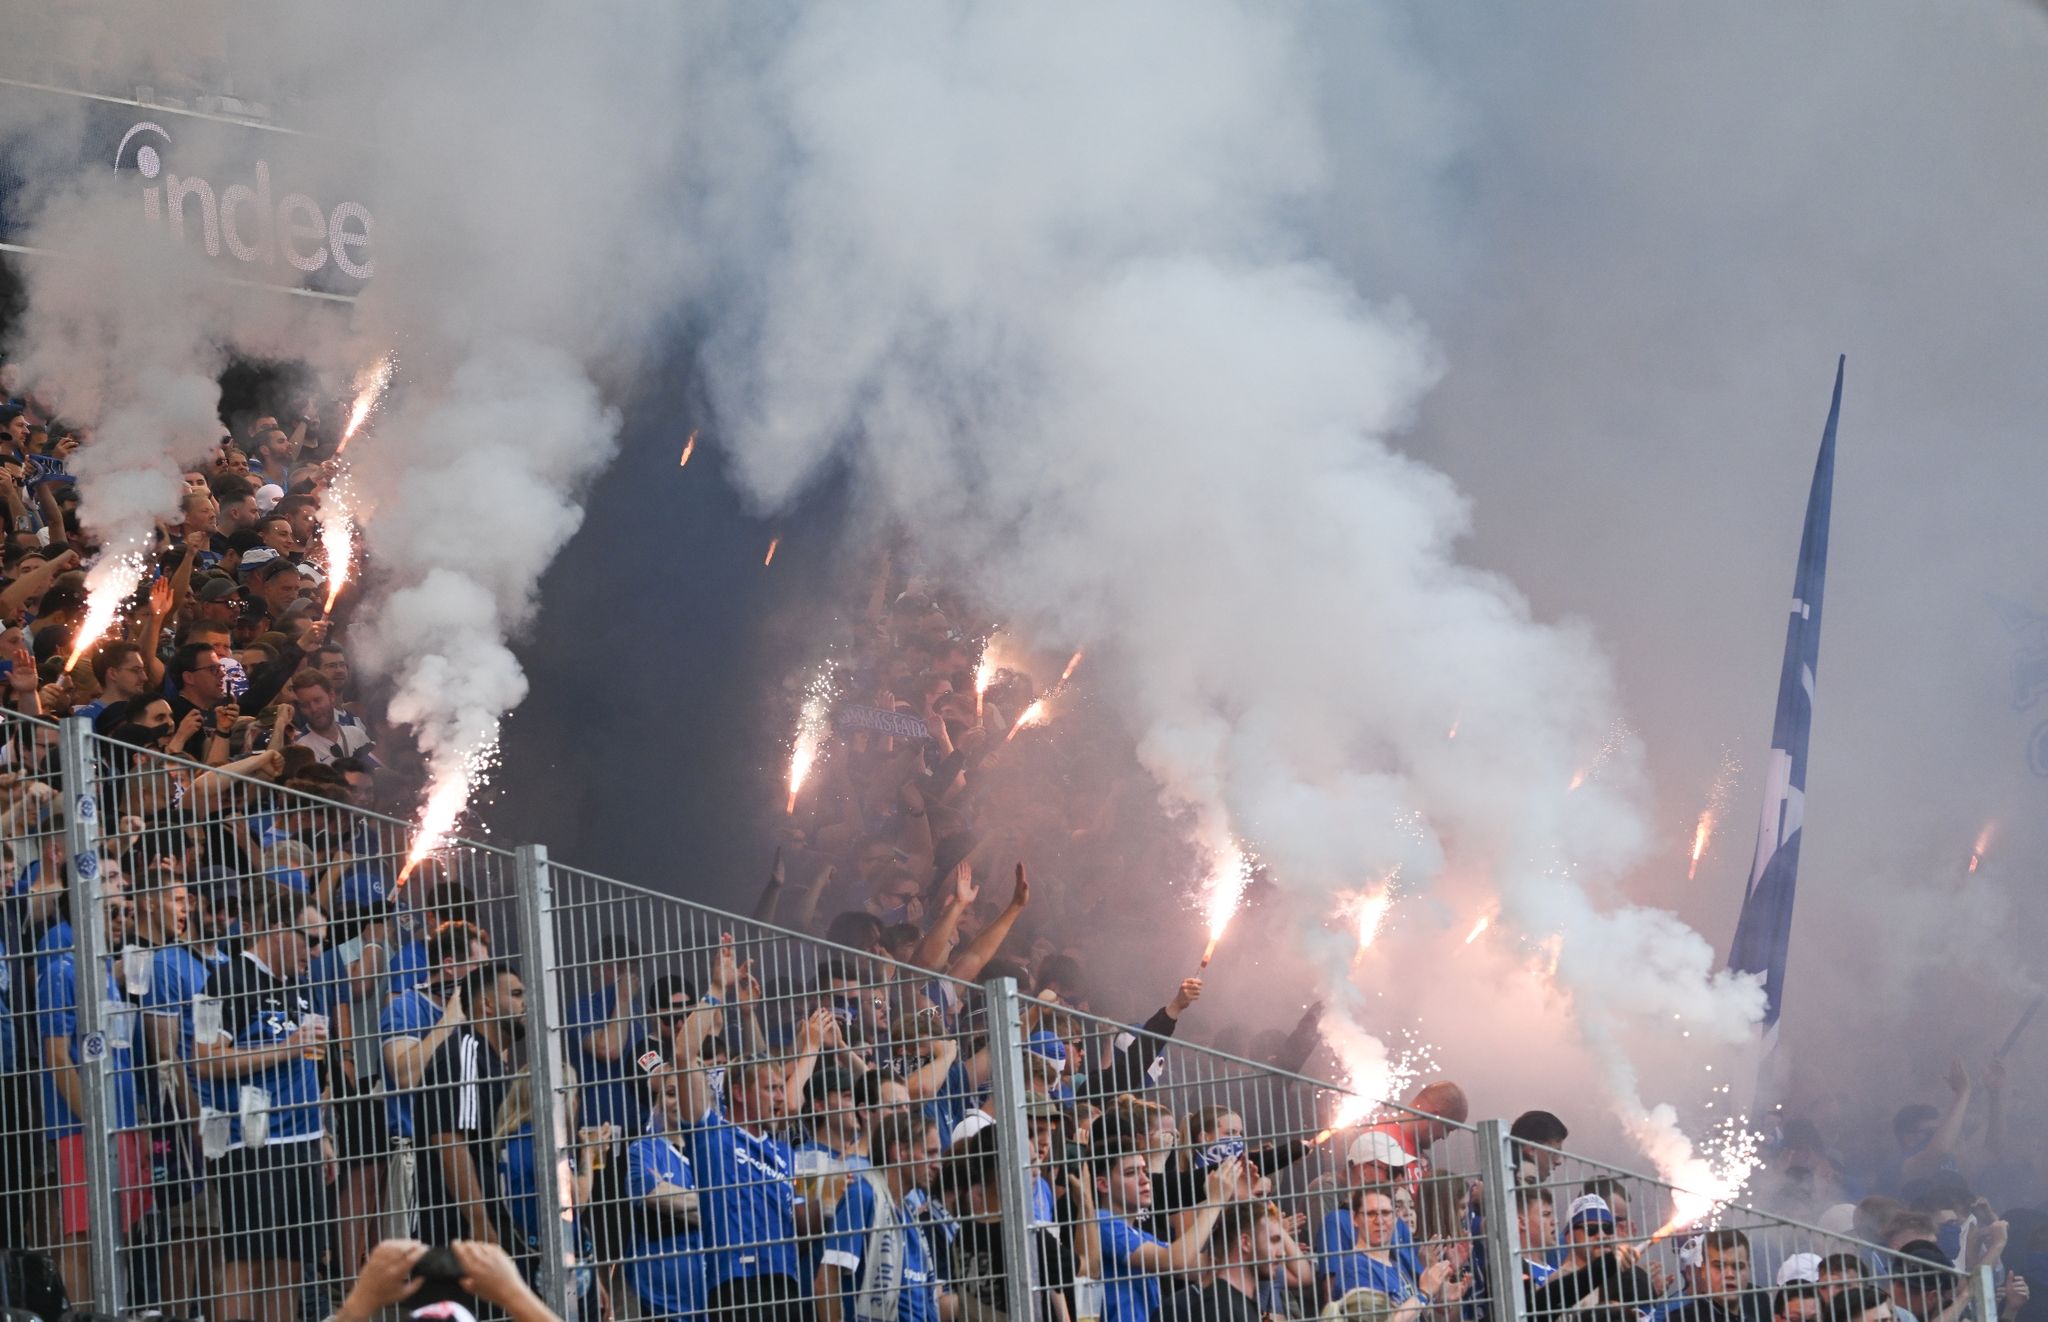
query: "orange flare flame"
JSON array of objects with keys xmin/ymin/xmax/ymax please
[
  {"xmin": 64, "ymin": 555, "xmax": 145, "ymax": 674},
  {"xmin": 1688, "ymin": 810, "xmax": 1715, "ymax": 880},
  {"xmin": 678, "ymin": 431, "xmax": 697, "ymax": 467},
  {"xmin": 764, "ymin": 536, "xmax": 780, "ymax": 567},
  {"xmin": 1060, "ymin": 649, "xmax": 1085, "ymax": 684},
  {"xmin": 1004, "ymin": 697, "xmax": 1048, "ymax": 742},
  {"xmin": 1464, "ymin": 913, "xmax": 1492, "ymax": 944}
]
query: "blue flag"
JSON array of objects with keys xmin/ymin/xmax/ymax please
[{"xmin": 1727, "ymin": 357, "xmax": 1842, "ymax": 1031}]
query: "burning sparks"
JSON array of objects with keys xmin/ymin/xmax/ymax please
[
  {"xmin": 1004, "ymin": 697, "xmax": 1049, "ymax": 742},
  {"xmin": 975, "ymin": 643, "xmax": 1001, "ymax": 720},
  {"xmin": 1643, "ymin": 1115, "xmax": 1764, "ymax": 1246},
  {"xmin": 1968, "ymin": 821, "xmax": 1995, "ymax": 874},
  {"xmin": 1568, "ymin": 717, "xmax": 1633, "ymax": 791},
  {"xmin": 678, "ymin": 430, "xmax": 697, "ymax": 467},
  {"xmin": 1464, "ymin": 912, "xmax": 1493, "ymax": 944},
  {"xmin": 1197, "ymin": 837, "xmax": 1254, "ymax": 970},
  {"xmin": 319, "ymin": 488, "xmax": 356, "ymax": 612},
  {"xmin": 398, "ymin": 737, "xmax": 500, "ymax": 883},
  {"xmin": 1686, "ymin": 749, "xmax": 1743, "ymax": 879},
  {"xmin": 337, "ymin": 353, "xmax": 396, "ymax": 453},
  {"xmin": 1340, "ymin": 881, "xmax": 1397, "ymax": 963},
  {"xmin": 64, "ymin": 548, "xmax": 146, "ymax": 674},
  {"xmin": 763, "ymin": 536, "xmax": 780, "ymax": 567},
  {"xmin": 785, "ymin": 668, "xmax": 834, "ymax": 814}
]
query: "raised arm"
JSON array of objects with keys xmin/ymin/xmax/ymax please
[
  {"xmin": 1903, "ymin": 1059, "xmax": 1972, "ymax": 1182},
  {"xmin": 945, "ymin": 863, "xmax": 1030, "ymax": 983}
]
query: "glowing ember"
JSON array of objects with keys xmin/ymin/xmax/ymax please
[
  {"xmin": 1447, "ymin": 719, "xmax": 1460, "ymax": 740},
  {"xmin": 64, "ymin": 548, "xmax": 146, "ymax": 674},
  {"xmin": 1004, "ymin": 697, "xmax": 1049, "ymax": 742},
  {"xmin": 1968, "ymin": 821, "xmax": 1994, "ymax": 874},
  {"xmin": 1686, "ymin": 749, "xmax": 1743, "ymax": 880},
  {"xmin": 764, "ymin": 536, "xmax": 780, "ymax": 567},
  {"xmin": 1464, "ymin": 912, "xmax": 1493, "ymax": 944},
  {"xmin": 1060, "ymin": 649, "xmax": 1085, "ymax": 684},
  {"xmin": 1568, "ymin": 769, "xmax": 1586, "ymax": 791},
  {"xmin": 1342, "ymin": 884, "xmax": 1396, "ymax": 962},
  {"xmin": 398, "ymin": 736, "xmax": 499, "ymax": 882},
  {"xmin": 678, "ymin": 430, "xmax": 697, "ymax": 467},
  {"xmin": 785, "ymin": 669, "xmax": 834, "ymax": 814},
  {"xmin": 1568, "ymin": 718, "xmax": 1633, "ymax": 791},
  {"xmin": 319, "ymin": 494, "xmax": 355, "ymax": 612},
  {"xmin": 1198, "ymin": 837, "xmax": 1254, "ymax": 969},
  {"xmin": 337, "ymin": 353, "xmax": 396, "ymax": 453}
]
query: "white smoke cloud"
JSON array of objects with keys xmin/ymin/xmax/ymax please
[{"xmin": 691, "ymin": 0, "xmax": 1767, "ymax": 1165}]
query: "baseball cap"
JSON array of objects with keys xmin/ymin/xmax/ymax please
[
  {"xmin": 1566, "ymin": 1193, "xmax": 1616, "ymax": 1233},
  {"xmin": 1346, "ymin": 1131, "xmax": 1416, "ymax": 1170},
  {"xmin": 196, "ymin": 577, "xmax": 240, "ymax": 603},
  {"xmin": 1024, "ymin": 1030, "xmax": 1067, "ymax": 1071},
  {"xmin": 1777, "ymin": 1253, "xmax": 1822, "ymax": 1286},
  {"xmin": 950, "ymin": 1112, "xmax": 996, "ymax": 1145},
  {"xmin": 253, "ymin": 483, "xmax": 284, "ymax": 513},
  {"xmin": 239, "ymin": 546, "xmax": 280, "ymax": 576},
  {"xmin": 252, "ymin": 556, "xmax": 303, "ymax": 582},
  {"xmin": 296, "ymin": 562, "xmax": 324, "ymax": 587}
]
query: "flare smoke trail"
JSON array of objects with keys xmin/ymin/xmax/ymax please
[
  {"xmin": 690, "ymin": 0, "xmax": 1767, "ymax": 1151},
  {"xmin": 0, "ymin": 3, "xmax": 697, "ymax": 845}
]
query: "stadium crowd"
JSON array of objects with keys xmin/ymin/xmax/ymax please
[{"xmin": 0, "ymin": 360, "xmax": 2038, "ymax": 1322}]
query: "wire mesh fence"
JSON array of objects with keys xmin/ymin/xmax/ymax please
[{"xmin": 0, "ymin": 708, "xmax": 2006, "ymax": 1322}]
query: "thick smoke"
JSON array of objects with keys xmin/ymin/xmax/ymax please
[
  {"xmin": 690, "ymin": 0, "xmax": 1766, "ymax": 1167},
  {"xmin": 0, "ymin": 3, "xmax": 697, "ymax": 825}
]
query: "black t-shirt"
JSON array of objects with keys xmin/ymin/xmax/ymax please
[
  {"xmin": 946, "ymin": 1215, "xmax": 1075, "ymax": 1320},
  {"xmin": 414, "ymin": 1025, "xmax": 514, "ymax": 1236},
  {"xmin": 1162, "ymin": 1280, "xmax": 1266, "ymax": 1322}
]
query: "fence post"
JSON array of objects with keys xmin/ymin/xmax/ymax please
[
  {"xmin": 58, "ymin": 716, "xmax": 122, "ymax": 1315},
  {"xmin": 981, "ymin": 976, "xmax": 1044, "ymax": 1321},
  {"xmin": 1973, "ymin": 1264, "xmax": 1998, "ymax": 1322},
  {"xmin": 1476, "ymin": 1118, "xmax": 1525, "ymax": 1322},
  {"xmin": 514, "ymin": 844, "xmax": 574, "ymax": 1319}
]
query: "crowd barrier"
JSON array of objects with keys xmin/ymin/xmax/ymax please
[{"xmin": 0, "ymin": 709, "xmax": 1990, "ymax": 1322}]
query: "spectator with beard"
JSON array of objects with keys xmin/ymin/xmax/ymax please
[{"xmin": 287, "ymin": 667, "xmax": 376, "ymax": 766}]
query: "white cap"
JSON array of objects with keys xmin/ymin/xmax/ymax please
[
  {"xmin": 254, "ymin": 483, "xmax": 285, "ymax": 513},
  {"xmin": 1347, "ymin": 1131, "xmax": 1416, "ymax": 1170},
  {"xmin": 1777, "ymin": 1253, "xmax": 1823, "ymax": 1286},
  {"xmin": 1818, "ymin": 1204, "xmax": 1858, "ymax": 1235},
  {"xmin": 950, "ymin": 1113, "xmax": 996, "ymax": 1145},
  {"xmin": 1565, "ymin": 1193, "xmax": 1616, "ymax": 1231}
]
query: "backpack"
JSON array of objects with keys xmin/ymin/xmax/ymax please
[{"xmin": 0, "ymin": 1249, "xmax": 71, "ymax": 1322}]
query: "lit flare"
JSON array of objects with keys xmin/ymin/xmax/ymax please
[
  {"xmin": 764, "ymin": 536, "xmax": 780, "ymax": 567},
  {"xmin": 1464, "ymin": 912, "xmax": 1492, "ymax": 944},
  {"xmin": 1004, "ymin": 697, "xmax": 1049, "ymax": 742},
  {"xmin": 678, "ymin": 430, "xmax": 697, "ymax": 467},
  {"xmin": 337, "ymin": 353, "xmax": 396, "ymax": 453},
  {"xmin": 1060, "ymin": 649, "xmax": 1085, "ymax": 684},
  {"xmin": 1197, "ymin": 837, "xmax": 1253, "ymax": 970},
  {"xmin": 320, "ymin": 499, "xmax": 354, "ymax": 612},
  {"xmin": 397, "ymin": 737, "xmax": 499, "ymax": 884},
  {"xmin": 786, "ymin": 674, "xmax": 833, "ymax": 814},
  {"xmin": 1687, "ymin": 811, "xmax": 1714, "ymax": 880},
  {"xmin": 1968, "ymin": 821, "xmax": 1994, "ymax": 874},
  {"xmin": 64, "ymin": 550, "xmax": 146, "ymax": 674}
]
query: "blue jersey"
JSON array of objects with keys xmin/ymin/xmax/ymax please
[
  {"xmin": 922, "ymin": 1060, "xmax": 975, "ymax": 1147},
  {"xmin": 498, "ymin": 1123, "xmax": 543, "ymax": 1250},
  {"xmin": 38, "ymin": 954, "xmax": 140, "ymax": 1132},
  {"xmin": 1324, "ymin": 1249, "xmax": 1417, "ymax": 1304},
  {"xmin": 823, "ymin": 1174, "xmax": 942, "ymax": 1322},
  {"xmin": 627, "ymin": 1134, "xmax": 709, "ymax": 1320},
  {"xmin": 1099, "ymin": 1210, "xmax": 1167, "ymax": 1322},
  {"xmin": 386, "ymin": 938, "xmax": 429, "ymax": 994},
  {"xmin": 569, "ymin": 984, "xmax": 648, "ymax": 1137},
  {"xmin": 379, "ymin": 985, "xmax": 446, "ymax": 1138},
  {"xmin": 144, "ymin": 943, "xmax": 231, "ymax": 1113},
  {"xmin": 1320, "ymin": 1206, "xmax": 1424, "ymax": 1281},
  {"xmin": 682, "ymin": 1105, "xmax": 805, "ymax": 1288},
  {"xmin": 203, "ymin": 952, "xmax": 323, "ymax": 1145}
]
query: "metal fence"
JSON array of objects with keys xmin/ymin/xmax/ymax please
[{"xmin": 0, "ymin": 709, "xmax": 1997, "ymax": 1322}]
